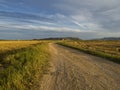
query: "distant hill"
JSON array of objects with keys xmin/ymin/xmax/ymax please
[
  {"xmin": 102, "ymin": 37, "xmax": 120, "ymax": 40},
  {"xmin": 92, "ymin": 37, "xmax": 120, "ymax": 40},
  {"xmin": 33, "ymin": 37, "xmax": 81, "ymax": 40}
]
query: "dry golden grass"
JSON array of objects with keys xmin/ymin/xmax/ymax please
[
  {"xmin": 0, "ymin": 41, "xmax": 40, "ymax": 53},
  {"xmin": 61, "ymin": 40, "xmax": 120, "ymax": 56},
  {"xmin": 58, "ymin": 40, "xmax": 120, "ymax": 63},
  {"xmin": 78, "ymin": 40, "xmax": 120, "ymax": 56},
  {"xmin": 0, "ymin": 41, "xmax": 50, "ymax": 90}
]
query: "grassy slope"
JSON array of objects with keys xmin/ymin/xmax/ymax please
[
  {"xmin": 58, "ymin": 41, "xmax": 120, "ymax": 64},
  {"xmin": 0, "ymin": 43, "xmax": 50, "ymax": 90}
]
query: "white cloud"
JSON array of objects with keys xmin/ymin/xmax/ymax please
[
  {"xmin": 54, "ymin": 0, "xmax": 120, "ymax": 32},
  {"xmin": 0, "ymin": 21, "xmax": 96, "ymax": 33},
  {"xmin": 0, "ymin": 0, "xmax": 120, "ymax": 39}
]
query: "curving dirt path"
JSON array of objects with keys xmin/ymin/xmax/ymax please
[{"xmin": 39, "ymin": 43, "xmax": 120, "ymax": 90}]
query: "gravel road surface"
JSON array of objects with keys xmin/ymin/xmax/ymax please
[{"xmin": 39, "ymin": 43, "xmax": 120, "ymax": 90}]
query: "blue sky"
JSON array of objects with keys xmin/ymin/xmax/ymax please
[{"xmin": 0, "ymin": 0, "xmax": 120, "ymax": 39}]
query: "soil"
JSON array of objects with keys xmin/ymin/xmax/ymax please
[{"xmin": 39, "ymin": 43, "xmax": 120, "ymax": 90}]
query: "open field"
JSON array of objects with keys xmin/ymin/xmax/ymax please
[
  {"xmin": 0, "ymin": 41, "xmax": 50, "ymax": 90},
  {"xmin": 0, "ymin": 41, "xmax": 41, "ymax": 54},
  {"xmin": 0, "ymin": 40, "xmax": 120, "ymax": 90},
  {"xmin": 58, "ymin": 40, "xmax": 120, "ymax": 63}
]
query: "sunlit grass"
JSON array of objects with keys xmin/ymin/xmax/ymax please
[
  {"xmin": 0, "ymin": 41, "xmax": 50, "ymax": 90},
  {"xmin": 58, "ymin": 40, "xmax": 120, "ymax": 63},
  {"xmin": 0, "ymin": 41, "xmax": 41, "ymax": 54}
]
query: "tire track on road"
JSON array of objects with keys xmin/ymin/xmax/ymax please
[{"xmin": 39, "ymin": 43, "xmax": 120, "ymax": 90}]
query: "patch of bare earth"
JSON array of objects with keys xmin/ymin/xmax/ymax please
[{"xmin": 39, "ymin": 43, "xmax": 120, "ymax": 90}]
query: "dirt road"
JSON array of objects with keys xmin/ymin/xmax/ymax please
[{"xmin": 39, "ymin": 43, "xmax": 120, "ymax": 90}]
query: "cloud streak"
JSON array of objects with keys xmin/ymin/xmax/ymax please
[
  {"xmin": 0, "ymin": 11, "xmax": 54, "ymax": 22},
  {"xmin": 54, "ymin": 0, "xmax": 120, "ymax": 31},
  {"xmin": 0, "ymin": 22, "xmax": 95, "ymax": 33},
  {"xmin": 0, "ymin": 0, "xmax": 120, "ymax": 39}
]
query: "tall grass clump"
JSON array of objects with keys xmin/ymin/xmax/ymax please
[{"xmin": 0, "ymin": 43, "xmax": 50, "ymax": 90}]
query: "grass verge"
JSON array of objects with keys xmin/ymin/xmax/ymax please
[
  {"xmin": 0, "ymin": 43, "xmax": 50, "ymax": 90},
  {"xmin": 58, "ymin": 42, "xmax": 120, "ymax": 64}
]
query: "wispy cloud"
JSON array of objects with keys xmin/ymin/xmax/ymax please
[
  {"xmin": 0, "ymin": 11, "xmax": 54, "ymax": 22},
  {"xmin": 0, "ymin": 22, "xmax": 95, "ymax": 33},
  {"xmin": 54, "ymin": 0, "xmax": 120, "ymax": 31},
  {"xmin": 0, "ymin": 0, "xmax": 120, "ymax": 39}
]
